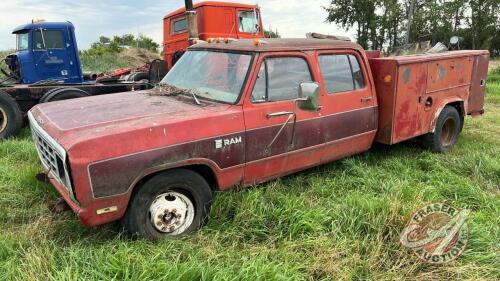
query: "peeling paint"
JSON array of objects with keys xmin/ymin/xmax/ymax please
[
  {"xmin": 403, "ymin": 68, "xmax": 411, "ymax": 84},
  {"xmin": 438, "ymin": 66, "xmax": 446, "ymax": 79}
]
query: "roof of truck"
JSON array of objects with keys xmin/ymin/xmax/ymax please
[
  {"xmin": 164, "ymin": 1, "xmax": 259, "ymax": 19},
  {"xmin": 12, "ymin": 21, "xmax": 74, "ymax": 34},
  {"xmin": 189, "ymin": 38, "xmax": 364, "ymax": 53}
]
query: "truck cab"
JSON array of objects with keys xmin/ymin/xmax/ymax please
[
  {"xmin": 8, "ymin": 21, "xmax": 83, "ymax": 84},
  {"xmin": 163, "ymin": 1, "xmax": 264, "ymax": 69}
]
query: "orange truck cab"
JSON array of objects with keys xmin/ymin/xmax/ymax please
[
  {"xmin": 163, "ymin": 1, "xmax": 264, "ymax": 69},
  {"xmin": 28, "ymin": 39, "xmax": 489, "ymax": 240}
]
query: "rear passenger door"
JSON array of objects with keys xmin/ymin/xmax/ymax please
[
  {"xmin": 316, "ymin": 52, "xmax": 377, "ymax": 163},
  {"xmin": 243, "ymin": 54, "xmax": 323, "ymax": 184}
]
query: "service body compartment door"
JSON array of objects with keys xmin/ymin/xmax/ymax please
[
  {"xmin": 468, "ymin": 53, "xmax": 489, "ymax": 115},
  {"xmin": 393, "ymin": 63, "xmax": 427, "ymax": 143}
]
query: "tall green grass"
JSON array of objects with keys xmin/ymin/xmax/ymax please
[{"xmin": 0, "ymin": 69, "xmax": 498, "ymax": 280}]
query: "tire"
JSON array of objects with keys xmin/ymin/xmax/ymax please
[
  {"xmin": 123, "ymin": 169, "xmax": 213, "ymax": 240},
  {"xmin": 40, "ymin": 87, "xmax": 89, "ymax": 103},
  {"xmin": 421, "ymin": 106, "xmax": 462, "ymax": 152},
  {"xmin": 0, "ymin": 91, "xmax": 23, "ymax": 140}
]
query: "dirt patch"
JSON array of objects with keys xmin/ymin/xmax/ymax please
[{"xmin": 117, "ymin": 48, "xmax": 162, "ymax": 68}]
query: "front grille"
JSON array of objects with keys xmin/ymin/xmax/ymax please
[{"xmin": 28, "ymin": 112, "xmax": 75, "ymax": 200}]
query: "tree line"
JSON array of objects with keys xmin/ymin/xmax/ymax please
[{"xmin": 324, "ymin": 0, "xmax": 499, "ymax": 54}]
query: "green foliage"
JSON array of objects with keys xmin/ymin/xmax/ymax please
[
  {"xmin": 81, "ymin": 34, "xmax": 159, "ymax": 57},
  {"xmin": 264, "ymin": 28, "xmax": 281, "ymax": 38},
  {"xmin": 0, "ymin": 72, "xmax": 498, "ymax": 279},
  {"xmin": 325, "ymin": 0, "xmax": 499, "ymax": 55},
  {"xmin": 79, "ymin": 52, "xmax": 130, "ymax": 74}
]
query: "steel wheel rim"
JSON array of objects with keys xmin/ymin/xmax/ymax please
[
  {"xmin": 149, "ymin": 191, "xmax": 195, "ymax": 235},
  {"xmin": 0, "ymin": 107, "xmax": 7, "ymax": 133},
  {"xmin": 440, "ymin": 118, "xmax": 456, "ymax": 147}
]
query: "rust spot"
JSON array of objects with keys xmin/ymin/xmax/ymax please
[{"xmin": 403, "ymin": 68, "xmax": 411, "ymax": 84}]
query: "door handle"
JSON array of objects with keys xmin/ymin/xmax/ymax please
[
  {"xmin": 361, "ymin": 96, "xmax": 372, "ymax": 102},
  {"xmin": 266, "ymin": 111, "xmax": 294, "ymax": 119}
]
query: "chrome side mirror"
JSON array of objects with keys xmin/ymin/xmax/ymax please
[{"xmin": 297, "ymin": 82, "xmax": 321, "ymax": 111}]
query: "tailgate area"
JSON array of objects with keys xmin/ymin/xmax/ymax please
[{"xmin": 369, "ymin": 50, "xmax": 489, "ymax": 145}]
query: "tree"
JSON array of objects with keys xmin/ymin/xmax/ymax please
[
  {"xmin": 264, "ymin": 28, "xmax": 281, "ymax": 38},
  {"xmin": 325, "ymin": 0, "xmax": 499, "ymax": 55}
]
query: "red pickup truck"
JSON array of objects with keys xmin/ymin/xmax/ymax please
[{"xmin": 28, "ymin": 39, "xmax": 489, "ymax": 239}]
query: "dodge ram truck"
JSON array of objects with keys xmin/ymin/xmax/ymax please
[{"xmin": 28, "ymin": 38, "xmax": 489, "ymax": 240}]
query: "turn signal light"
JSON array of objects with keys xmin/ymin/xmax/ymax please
[{"xmin": 383, "ymin": 75, "xmax": 392, "ymax": 83}]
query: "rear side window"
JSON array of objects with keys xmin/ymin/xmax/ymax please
[
  {"xmin": 34, "ymin": 30, "xmax": 64, "ymax": 50},
  {"xmin": 172, "ymin": 18, "xmax": 187, "ymax": 33},
  {"xmin": 251, "ymin": 57, "xmax": 313, "ymax": 102},
  {"xmin": 319, "ymin": 54, "xmax": 365, "ymax": 94}
]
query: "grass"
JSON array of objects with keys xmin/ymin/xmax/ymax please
[{"xmin": 0, "ymin": 68, "xmax": 499, "ymax": 280}]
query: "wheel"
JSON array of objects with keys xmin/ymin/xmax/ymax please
[
  {"xmin": 40, "ymin": 87, "xmax": 89, "ymax": 103},
  {"xmin": 0, "ymin": 91, "xmax": 23, "ymax": 140},
  {"xmin": 421, "ymin": 106, "xmax": 462, "ymax": 152},
  {"xmin": 123, "ymin": 169, "xmax": 213, "ymax": 240}
]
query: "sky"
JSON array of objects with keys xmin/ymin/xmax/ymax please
[{"xmin": 0, "ymin": 0, "xmax": 355, "ymax": 50}]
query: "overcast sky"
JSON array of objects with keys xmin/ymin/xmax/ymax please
[{"xmin": 0, "ymin": 0, "xmax": 354, "ymax": 50}]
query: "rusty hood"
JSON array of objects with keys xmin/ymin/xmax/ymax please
[{"xmin": 29, "ymin": 91, "xmax": 244, "ymax": 158}]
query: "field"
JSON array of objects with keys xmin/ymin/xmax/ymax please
[{"xmin": 0, "ymin": 63, "xmax": 498, "ymax": 280}]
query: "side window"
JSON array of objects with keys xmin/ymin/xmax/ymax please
[
  {"xmin": 172, "ymin": 18, "xmax": 187, "ymax": 33},
  {"xmin": 349, "ymin": 55, "xmax": 365, "ymax": 89},
  {"xmin": 319, "ymin": 54, "xmax": 365, "ymax": 94},
  {"xmin": 251, "ymin": 57, "xmax": 312, "ymax": 102},
  {"xmin": 34, "ymin": 30, "xmax": 64, "ymax": 50},
  {"xmin": 238, "ymin": 10, "xmax": 259, "ymax": 33},
  {"xmin": 251, "ymin": 63, "xmax": 266, "ymax": 102}
]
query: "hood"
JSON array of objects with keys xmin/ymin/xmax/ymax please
[{"xmin": 30, "ymin": 90, "xmax": 239, "ymax": 148}]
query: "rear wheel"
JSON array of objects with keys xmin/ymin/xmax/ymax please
[
  {"xmin": 40, "ymin": 87, "xmax": 89, "ymax": 103},
  {"xmin": 123, "ymin": 169, "xmax": 213, "ymax": 240},
  {"xmin": 422, "ymin": 106, "xmax": 462, "ymax": 152},
  {"xmin": 0, "ymin": 91, "xmax": 23, "ymax": 140}
]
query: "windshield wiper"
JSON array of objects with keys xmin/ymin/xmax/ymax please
[{"xmin": 190, "ymin": 90, "xmax": 201, "ymax": 105}]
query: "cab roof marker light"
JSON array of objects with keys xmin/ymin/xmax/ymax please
[{"xmin": 252, "ymin": 39, "xmax": 268, "ymax": 46}]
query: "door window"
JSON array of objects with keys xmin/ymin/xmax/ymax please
[
  {"xmin": 319, "ymin": 54, "xmax": 365, "ymax": 94},
  {"xmin": 251, "ymin": 57, "xmax": 313, "ymax": 102},
  {"xmin": 34, "ymin": 30, "xmax": 64, "ymax": 50},
  {"xmin": 238, "ymin": 10, "xmax": 259, "ymax": 33}
]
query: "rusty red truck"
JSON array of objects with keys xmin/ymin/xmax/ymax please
[{"xmin": 28, "ymin": 38, "xmax": 489, "ymax": 239}]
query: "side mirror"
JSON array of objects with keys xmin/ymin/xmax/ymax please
[{"xmin": 297, "ymin": 82, "xmax": 321, "ymax": 111}]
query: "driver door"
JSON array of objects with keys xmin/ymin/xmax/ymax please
[{"xmin": 243, "ymin": 54, "xmax": 323, "ymax": 185}]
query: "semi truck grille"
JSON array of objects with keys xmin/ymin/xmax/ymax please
[{"xmin": 28, "ymin": 112, "xmax": 75, "ymax": 200}]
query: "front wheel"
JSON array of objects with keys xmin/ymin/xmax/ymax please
[
  {"xmin": 421, "ymin": 106, "xmax": 462, "ymax": 152},
  {"xmin": 123, "ymin": 169, "xmax": 213, "ymax": 240}
]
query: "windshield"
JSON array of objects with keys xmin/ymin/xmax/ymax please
[
  {"xmin": 161, "ymin": 50, "xmax": 252, "ymax": 104},
  {"xmin": 238, "ymin": 10, "xmax": 260, "ymax": 33},
  {"xmin": 16, "ymin": 32, "xmax": 29, "ymax": 51}
]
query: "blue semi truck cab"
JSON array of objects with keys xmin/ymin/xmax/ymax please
[{"xmin": 8, "ymin": 21, "xmax": 84, "ymax": 84}]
